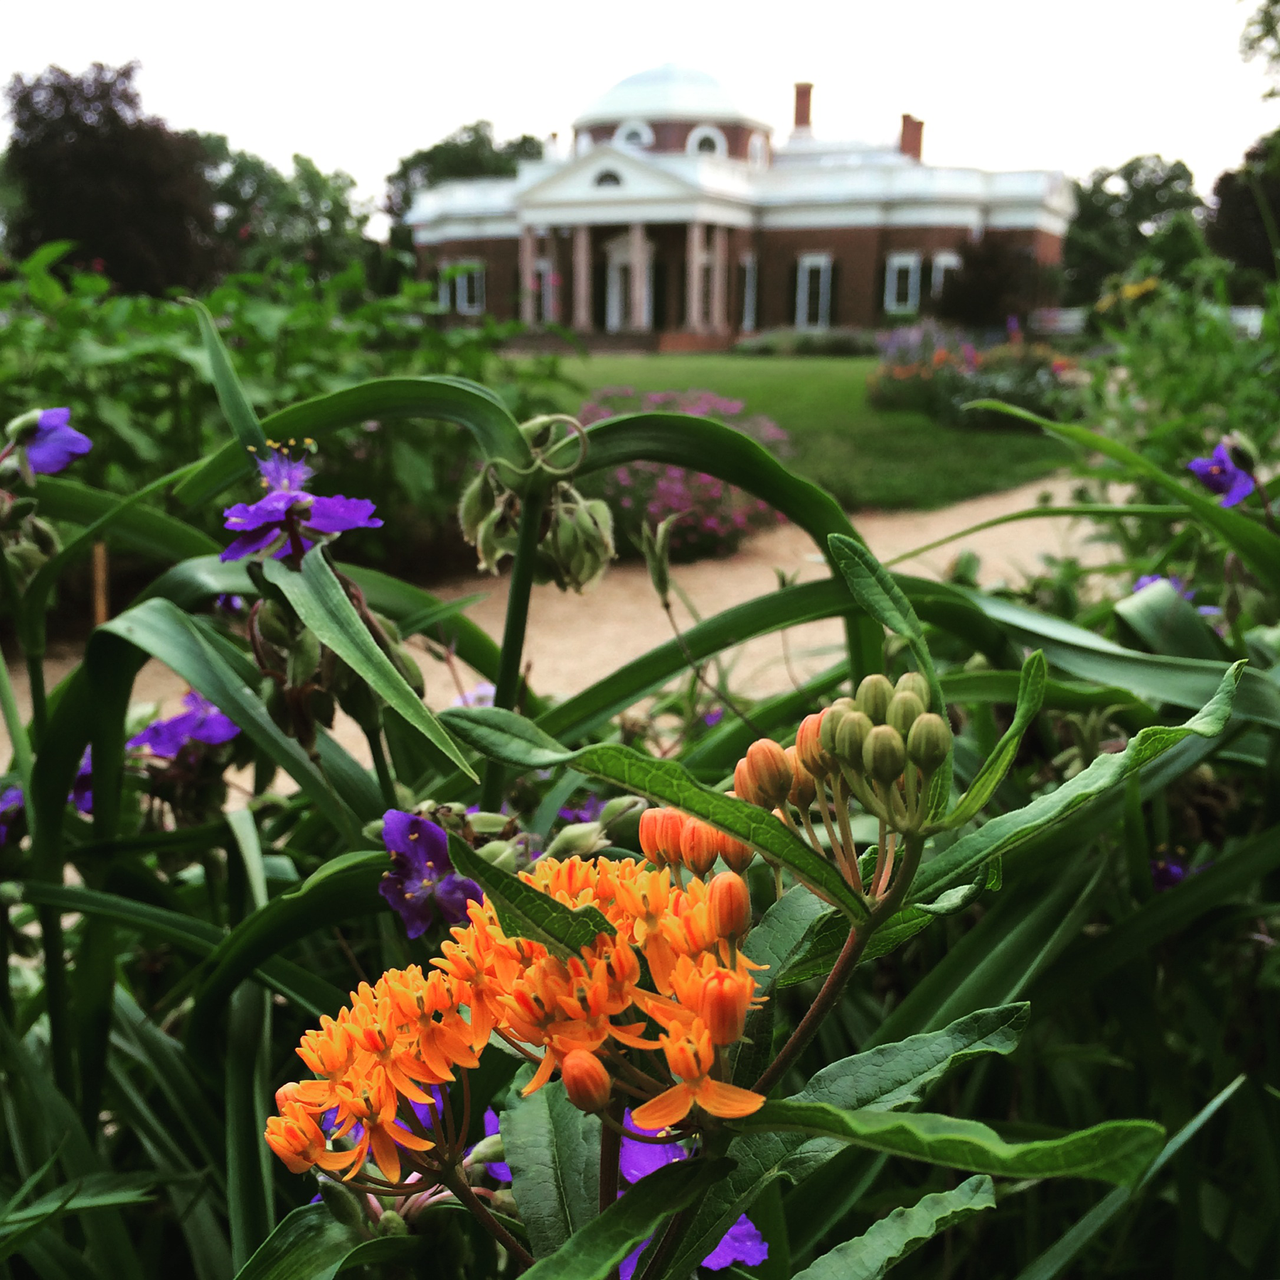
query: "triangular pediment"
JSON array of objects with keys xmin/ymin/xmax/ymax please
[{"xmin": 519, "ymin": 146, "xmax": 700, "ymax": 209}]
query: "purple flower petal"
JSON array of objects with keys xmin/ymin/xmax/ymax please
[
  {"xmin": 701, "ymin": 1214, "xmax": 768, "ymax": 1270},
  {"xmin": 378, "ymin": 811, "xmax": 460, "ymax": 938},
  {"xmin": 128, "ymin": 692, "xmax": 239, "ymax": 757},
  {"xmin": 219, "ymin": 525, "xmax": 287, "ymax": 563},
  {"xmin": 71, "ymin": 747, "xmax": 93, "ymax": 815},
  {"xmin": 222, "ymin": 490, "xmax": 306, "ymax": 532},
  {"xmin": 620, "ymin": 1110, "xmax": 687, "ymax": 1182},
  {"xmin": 256, "ymin": 452, "xmax": 314, "ymax": 492},
  {"xmin": 305, "ymin": 494, "xmax": 383, "ymax": 534},
  {"xmin": 0, "ymin": 785, "xmax": 24, "ymax": 845},
  {"xmin": 25, "ymin": 410, "xmax": 92, "ymax": 475},
  {"xmin": 1188, "ymin": 442, "xmax": 1254, "ymax": 507},
  {"xmin": 478, "ymin": 1107, "xmax": 512, "ymax": 1182}
]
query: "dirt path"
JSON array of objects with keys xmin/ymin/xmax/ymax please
[{"xmin": 3, "ymin": 474, "xmax": 1104, "ymax": 766}]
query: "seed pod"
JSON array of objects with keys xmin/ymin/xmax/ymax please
[
  {"xmin": 885, "ymin": 690, "xmax": 925, "ymax": 738},
  {"xmin": 785, "ymin": 746, "xmax": 816, "ymax": 808},
  {"xmin": 796, "ymin": 711, "xmax": 834, "ymax": 777},
  {"xmin": 561, "ymin": 1050, "xmax": 611, "ymax": 1113},
  {"xmin": 907, "ymin": 712, "xmax": 953, "ymax": 774},
  {"xmin": 708, "ymin": 870, "xmax": 752, "ymax": 940},
  {"xmin": 863, "ymin": 723, "xmax": 907, "ymax": 785},
  {"xmin": 739, "ymin": 739, "xmax": 792, "ymax": 809},
  {"xmin": 895, "ymin": 671, "xmax": 931, "ymax": 709},
  {"xmin": 834, "ymin": 711, "xmax": 873, "ymax": 769},
  {"xmin": 680, "ymin": 819, "xmax": 720, "ymax": 877},
  {"xmin": 855, "ymin": 674, "xmax": 895, "ymax": 724}
]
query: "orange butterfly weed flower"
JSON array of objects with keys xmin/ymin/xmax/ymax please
[
  {"xmin": 331, "ymin": 1072, "xmax": 434, "ymax": 1185},
  {"xmin": 265, "ymin": 1101, "xmax": 361, "ymax": 1176},
  {"xmin": 629, "ymin": 1020, "xmax": 765, "ymax": 1130}
]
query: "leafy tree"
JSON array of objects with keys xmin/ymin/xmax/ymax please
[
  {"xmin": 385, "ymin": 121, "xmax": 542, "ymax": 220},
  {"xmin": 4, "ymin": 61, "xmax": 219, "ymax": 294},
  {"xmin": 1061, "ymin": 156, "xmax": 1202, "ymax": 305},
  {"xmin": 1205, "ymin": 129, "xmax": 1280, "ymax": 300},
  {"xmin": 197, "ymin": 134, "xmax": 371, "ymax": 279},
  {"xmin": 1243, "ymin": 0, "xmax": 1280, "ymax": 94}
]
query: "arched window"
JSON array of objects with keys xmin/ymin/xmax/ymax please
[
  {"xmin": 612, "ymin": 119, "xmax": 654, "ymax": 149},
  {"xmin": 686, "ymin": 124, "xmax": 728, "ymax": 158},
  {"xmin": 595, "ymin": 170, "xmax": 622, "ymax": 187}
]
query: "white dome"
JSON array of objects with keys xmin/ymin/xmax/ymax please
[{"xmin": 574, "ymin": 65, "xmax": 764, "ymax": 129}]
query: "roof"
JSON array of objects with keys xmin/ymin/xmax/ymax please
[{"xmin": 573, "ymin": 65, "xmax": 766, "ymax": 130}]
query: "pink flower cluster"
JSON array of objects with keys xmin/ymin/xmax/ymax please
[{"xmin": 579, "ymin": 388, "xmax": 787, "ymax": 561}]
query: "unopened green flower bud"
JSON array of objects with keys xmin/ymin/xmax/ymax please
[
  {"xmin": 361, "ymin": 818, "xmax": 387, "ymax": 844},
  {"xmin": 490, "ymin": 1190, "xmax": 518, "ymax": 1216},
  {"xmin": 863, "ymin": 723, "xmax": 906, "ymax": 785},
  {"xmin": 907, "ymin": 712, "xmax": 953, "ymax": 774},
  {"xmin": 475, "ymin": 507, "xmax": 503, "ymax": 575},
  {"xmin": 390, "ymin": 642, "xmax": 425, "ymax": 697},
  {"xmin": 459, "ymin": 472, "xmax": 492, "ymax": 544},
  {"xmin": 26, "ymin": 516, "xmax": 60, "ymax": 558},
  {"xmin": 886, "ymin": 691, "xmax": 925, "ymax": 738},
  {"xmin": 377, "ymin": 1210, "xmax": 409, "ymax": 1237},
  {"xmin": 544, "ymin": 821, "xmax": 610, "ymax": 859},
  {"xmin": 600, "ymin": 795, "xmax": 645, "ymax": 828},
  {"xmin": 317, "ymin": 1175, "xmax": 366, "ymax": 1229},
  {"xmin": 475, "ymin": 839, "xmax": 518, "ymax": 872},
  {"xmin": 468, "ymin": 1133, "xmax": 505, "ymax": 1166},
  {"xmin": 855, "ymin": 674, "xmax": 895, "ymax": 724},
  {"xmin": 834, "ymin": 710, "xmax": 873, "ymax": 769},
  {"xmin": 256, "ymin": 600, "xmax": 294, "ymax": 648},
  {"xmin": 287, "ymin": 629, "xmax": 322, "ymax": 687},
  {"xmin": 468, "ymin": 811, "xmax": 511, "ymax": 836},
  {"xmin": 819, "ymin": 703, "xmax": 849, "ymax": 757},
  {"xmin": 894, "ymin": 672, "xmax": 931, "ymax": 709}
]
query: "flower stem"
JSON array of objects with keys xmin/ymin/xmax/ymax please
[
  {"xmin": 441, "ymin": 1165, "xmax": 534, "ymax": 1268},
  {"xmin": 365, "ymin": 715, "xmax": 397, "ymax": 808},
  {"xmin": 481, "ymin": 488, "xmax": 545, "ymax": 811},
  {"xmin": 0, "ymin": 647, "xmax": 33, "ymax": 786}
]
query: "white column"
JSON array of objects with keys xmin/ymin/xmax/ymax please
[
  {"xmin": 547, "ymin": 232, "xmax": 561, "ymax": 324},
  {"xmin": 573, "ymin": 226, "xmax": 591, "ymax": 332},
  {"xmin": 685, "ymin": 221, "xmax": 704, "ymax": 333},
  {"xmin": 711, "ymin": 225, "xmax": 729, "ymax": 334},
  {"xmin": 519, "ymin": 225, "xmax": 536, "ymax": 325},
  {"xmin": 629, "ymin": 222, "xmax": 649, "ymax": 332}
]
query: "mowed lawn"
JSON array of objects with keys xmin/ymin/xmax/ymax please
[{"xmin": 548, "ymin": 354, "xmax": 1073, "ymax": 511}]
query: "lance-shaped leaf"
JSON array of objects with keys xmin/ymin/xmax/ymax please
[
  {"xmin": 941, "ymin": 649, "xmax": 1047, "ymax": 830},
  {"xmin": 503, "ymin": 1080, "xmax": 601, "ymax": 1258},
  {"xmin": 735, "ymin": 1102, "xmax": 1162, "ymax": 1186},
  {"xmin": 910, "ymin": 661, "xmax": 1244, "ymax": 904},
  {"xmin": 793, "ymin": 1175, "xmax": 996, "ymax": 1280},
  {"xmin": 446, "ymin": 834, "xmax": 614, "ymax": 956},
  {"xmin": 263, "ymin": 551, "xmax": 476, "ymax": 779},
  {"xmin": 657, "ymin": 1004, "xmax": 1027, "ymax": 1279},
  {"xmin": 182, "ymin": 297, "xmax": 269, "ymax": 453},
  {"xmin": 439, "ymin": 706, "xmax": 573, "ymax": 769},
  {"xmin": 518, "ymin": 1157, "xmax": 735, "ymax": 1280}
]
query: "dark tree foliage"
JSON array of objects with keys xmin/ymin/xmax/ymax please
[
  {"xmin": 1206, "ymin": 130, "xmax": 1280, "ymax": 296},
  {"xmin": 935, "ymin": 236, "xmax": 1048, "ymax": 327},
  {"xmin": 196, "ymin": 133, "xmax": 371, "ymax": 279},
  {"xmin": 5, "ymin": 62, "xmax": 219, "ymax": 294},
  {"xmin": 385, "ymin": 122, "xmax": 542, "ymax": 220},
  {"xmin": 1061, "ymin": 156, "xmax": 1202, "ymax": 305}
]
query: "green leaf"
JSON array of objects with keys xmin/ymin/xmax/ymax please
[
  {"xmin": 439, "ymin": 706, "xmax": 572, "ymax": 769},
  {"xmin": 1013, "ymin": 1075, "xmax": 1245, "ymax": 1280},
  {"xmin": 225, "ymin": 984, "xmax": 273, "ymax": 1270},
  {"xmin": 942, "ymin": 650, "xmax": 1047, "ymax": 829},
  {"xmin": 21, "ymin": 881, "xmax": 343, "ymax": 1016},
  {"xmin": 1114, "ymin": 578, "xmax": 1227, "ymax": 660},
  {"xmin": 231, "ymin": 1204, "xmax": 362, "ymax": 1280},
  {"xmin": 966, "ymin": 402, "xmax": 1280, "ymax": 597},
  {"xmin": 792, "ymin": 1175, "xmax": 995, "ymax": 1280},
  {"xmin": 174, "ymin": 376, "xmax": 530, "ymax": 508},
  {"xmin": 518, "ymin": 1157, "xmax": 735, "ymax": 1280},
  {"xmin": 737, "ymin": 1102, "xmax": 1162, "ymax": 1185},
  {"xmin": 572, "ymin": 745, "xmax": 868, "ymax": 922},
  {"xmin": 910, "ymin": 662, "xmax": 1244, "ymax": 904},
  {"xmin": 0, "ymin": 1174, "xmax": 158, "ymax": 1261},
  {"xmin": 446, "ymin": 834, "xmax": 614, "ymax": 956},
  {"xmin": 503, "ymin": 1080, "xmax": 602, "ymax": 1258},
  {"xmin": 667, "ymin": 1004, "xmax": 1028, "ymax": 1279},
  {"xmin": 263, "ymin": 551, "xmax": 475, "ymax": 779},
  {"xmin": 183, "ymin": 297, "xmax": 269, "ymax": 453}
]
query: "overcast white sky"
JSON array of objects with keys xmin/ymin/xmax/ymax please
[{"xmin": 4, "ymin": 0, "xmax": 1277, "ymax": 238}]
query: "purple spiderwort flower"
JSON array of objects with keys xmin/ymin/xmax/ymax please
[
  {"xmin": 558, "ymin": 795, "xmax": 605, "ymax": 825},
  {"xmin": 0, "ymin": 786, "xmax": 24, "ymax": 845},
  {"xmin": 128, "ymin": 691, "xmax": 239, "ymax": 758},
  {"xmin": 377, "ymin": 810, "xmax": 482, "ymax": 939},
  {"xmin": 71, "ymin": 748, "xmax": 93, "ymax": 815},
  {"xmin": 220, "ymin": 447, "xmax": 382, "ymax": 562},
  {"xmin": 702, "ymin": 707, "xmax": 725, "ymax": 728},
  {"xmin": 618, "ymin": 1112, "xmax": 767, "ymax": 1279},
  {"xmin": 1132, "ymin": 574, "xmax": 1194, "ymax": 600},
  {"xmin": 1, "ymin": 408, "xmax": 92, "ymax": 483},
  {"xmin": 1187, "ymin": 443, "xmax": 1255, "ymax": 508},
  {"xmin": 450, "ymin": 681, "xmax": 496, "ymax": 709},
  {"xmin": 474, "ymin": 1108, "xmax": 512, "ymax": 1182}
]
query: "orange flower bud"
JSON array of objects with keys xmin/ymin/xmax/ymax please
[
  {"xmin": 737, "ymin": 739, "xmax": 792, "ymax": 809},
  {"xmin": 657, "ymin": 808, "xmax": 689, "ymax": 863},
  {"xmin": 680, "ymin": 818, "xmax": 720, "ymax": 877},
  {"xmin": 785, "ymin": 746, "xmax": 816, "ymax": 808},
  {"xmin": 708, "ymin": 871, "xmax": 752, "ymax": 941},
  {"xmin": 698, "ymin": 967, "xmax": 753, "ymax": 1046},
  {"xmin": 718, "ymin": 829, "xmax": 755, "ymax": 873},
  {"xmin": 796, "ymin": 712, "xmax": 834, "ymax": 777},
  {"xmin": 560, "ymin": 1049, "xmax": 612, "ymax": 1113},
  {"xmin": 638, "ymin": 807, "xmax": 666, "ymax": 864}
]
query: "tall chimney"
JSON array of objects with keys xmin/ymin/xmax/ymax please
[
  {"xmin": 900, "ymin": 114, "xmax": 923, "ymax": 161},
  {"xmin": 793, "ymin": 83, "xmax": 813, "ymax": 132}
]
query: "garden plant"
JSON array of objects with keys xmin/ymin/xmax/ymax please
[{"xmin": 0, "ymin": 273, "xmax": 1278, "ymax": 1280}]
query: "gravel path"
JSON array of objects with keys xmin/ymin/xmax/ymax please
[{"xmin": 3, "ymin": 474, "xmax": 1105, "ymax": 765}]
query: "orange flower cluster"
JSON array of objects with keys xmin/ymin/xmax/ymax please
[{"xmin": 266, "ymin": 853, "xmax": 766, "ymax": 1184}]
